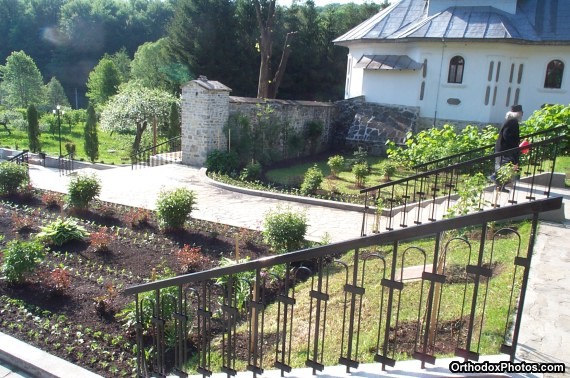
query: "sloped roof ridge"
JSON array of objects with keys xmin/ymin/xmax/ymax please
[{"xmin": 333, "ymin": 1, "xmax": 401, "ymax": 42}]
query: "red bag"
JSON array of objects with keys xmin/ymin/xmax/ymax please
[{"xmin": 519, "ymin": 139, "xmax": 530, "ymax": 154}]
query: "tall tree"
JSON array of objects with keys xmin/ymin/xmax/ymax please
[
  {"xmin": 46, "ymin": 77, "xmax": 71, "ymax": 109},
  {"xmin": 165, "ymin": 0, "xmax": 247, "ymax": 94},
  {"xmin": 27, "ymin": 105, "xmax": 41, "ymax": 153},
  {"xmin": 84, "ymin": 104, "xmax": 99, "ymax": 163},
  {"xmin": 131, "ymin": 39, "xmax": 190, "ymax": 94},
  {"xmin": 86, "ymin": 57, "xmax": 121, "ymax": 109},
  {"xmin": 168, "ymin": 101, "xmax": 180, "ymax": 140},
  {"xmin": 0, "ymin": 51, "xmax": 45, "ymax": 108},
  {"xmin": 253, "ymin": 0, "xmax": 296, "ymax": 99},
  {"xmin": 99, "ymin": 83, "xmax": 177, "ymax": 153}
]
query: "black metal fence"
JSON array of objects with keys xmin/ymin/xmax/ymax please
[
  {"xmin": 412, "ymin": 125, "xmax": 567, "ymax": 173},
  {"xmin": 131, "ymin": 136, "xmax": 181, "ymax": 170},
  {"xmin": 7, "ymin": 149, "xmax": 29, "ymax": 166},
  {"xmin": 123, "ymin": 197, "xmax": 562, "ymax": 377},
  {"xmin": 58, "ymin": 152, "xmax": 74, "ymax": 176},
  {"xmin": 360, "ymin": 135, "xmax": 565, "ymax": 236}
]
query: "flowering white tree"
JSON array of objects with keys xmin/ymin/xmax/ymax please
[{"xmin": 100, "ymin": 83, "xmax": 178, "ymax": 154}]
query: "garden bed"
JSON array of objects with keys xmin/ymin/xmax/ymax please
[{"xmin": 0, "ymin": 189, "xmax": 273, "ymax": 377}]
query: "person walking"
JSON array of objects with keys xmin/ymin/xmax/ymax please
[{"xmin": 493, "ymin": 104, "xmax": 523, "ymax": 192}]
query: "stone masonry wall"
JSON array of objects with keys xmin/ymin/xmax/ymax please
[
  {"xmin": 229, "ymin": 97, "xmax": 334, "ymax": 157},
  {"xmin": 181, "ymin": 78, "xmax": 422, "ymax": 166},
  {"xmin": 416, "ymin": 117, "xmax": 501, "ymax": 131},
  {"xmin": 335, "ymin": 98, "xmax": 419, "ymax": 155},
  {"xmin": 181, "ymin": 79, "xmax": 231, "ymax": 166}
]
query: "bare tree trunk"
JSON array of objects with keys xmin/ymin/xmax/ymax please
[
  {"xmin": 253, "ymin": 0, "xmax": 295, "ymax": 99},
  {"xmin": 268, "ymin": 31, "xmax": 297, "ymax": 99},
  {"xmin": 133, "ymin": 120, "xmax": 148, "ymax": 155}
]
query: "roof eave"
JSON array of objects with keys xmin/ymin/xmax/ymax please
[{"xmin": 334, "ymin": 37, "xmax": 570, "ymax": 46}]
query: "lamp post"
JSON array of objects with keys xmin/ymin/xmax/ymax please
[{"xmin": 52, "ymin": 105, "xmax": 64, "ymax": 157}]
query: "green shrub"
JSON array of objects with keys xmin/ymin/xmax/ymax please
[
  {"xmin": 206, "ymin": 150, "xmax": 239, "ymax": 175},
  {"xmin": 352, "ymin": 162, "xmax": 369, "ymax": 187},
  {"xmin": 300, "ymin": 164, "xmax": 323, "ymax": 195},
  {"xmin": 156, "ymin": 188, "xmax": 197, "ymax": 230},
  {"xmin": 386, "ymin": 125, "xmax": 497, "ymax": 167},
  {"xmin": 117, "ymin": 267, "xmax": 180, "ymax": 343},
  {"xmin": 0, "ymin": 161, "xmax": 29, "ymax": 196},
  {"xmin": 378, "ymin": 160, "xmax": 398, "ymax": 180},
  {"xmin": 263, "ymin": 207, "xmax": 308, "ymax": 252},
  {"xmin": 1, "ymin": 240, "xmax": 45, "ymax": 283},
  {"xmin": 36, "ymin": 217, "xmax": 89, "ymax": 246},
  {"xmin": 304, "ymin": 120, "xmax": 324, "ymax": 155},
  {"xmin": 66, "ymin": 174, "xmax": 101, "ymax": 209},
  {"xmin": 327, "ymin": 155, "xmax": 345, "ymax": 178},
  {"xmin": 239, "ymin": 161, "xmax": 262, "ymax": 181}
]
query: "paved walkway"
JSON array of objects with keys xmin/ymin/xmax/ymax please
[
  {"xmin": 27, "ymin": 164, "xmax": 366, "ymax": 243},
  {"xmin": 1, "ymin": 163, "xmax": 569, "ymax": 377}
]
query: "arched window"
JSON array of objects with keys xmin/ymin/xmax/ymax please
[
  {"xmin": 544, "ymin": 60, "xmax": 564, "ymax": 89},
  {"xmin": 448, "ymin": 56, "xmax": 464, "ymax": 84}
]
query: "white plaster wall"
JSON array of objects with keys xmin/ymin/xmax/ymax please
[{"xmin": 345, "ymin": 41, "xmax": 570, "ymax": 125}]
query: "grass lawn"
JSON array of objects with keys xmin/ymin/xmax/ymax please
[
  {"xmin": 197, "ymin": 220, "xmax": 531, "ymax": 373},
  {"xmin": 265, "ymin": 155, "xmax": 414, "ymax": 195},
  {"xmin": 265, "ymin": 153, "xmax": 570, "ymax": 195},
  {"xmin": 0, "ymin": 123, "xmax": 153, "ymax": 165}
]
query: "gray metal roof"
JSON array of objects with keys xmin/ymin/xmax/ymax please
[
  {"xmin": 334, "ymin": 0, "xmax": 570, "ymax": 44},
  {"xmin": 354, "ymin": 55, "xmax": 423, "ymax": 70}
]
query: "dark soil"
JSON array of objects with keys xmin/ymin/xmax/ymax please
[{"xmin": 0, "ymin": 189, "xmax": 273, "ymax": 377}]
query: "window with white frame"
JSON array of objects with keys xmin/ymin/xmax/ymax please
[
  {"xmin": 544, "ymin": 59, "xmax": 564, "ymax": 89},
  {"xmin": 448, "ymin": 56, "xmax": 464, "ymax": 84}
]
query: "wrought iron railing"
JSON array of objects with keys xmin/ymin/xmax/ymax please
[
  {"xmin": 7, "ymin": 149, "xmax": 29, "ymax": 166},
  {"xmin": 131, "ymin": 136, "xmax": 181, "ymax": 170},
  {"xmin": 412, "ymin": 125, "xmax": 567, "ymax": 173},
  {"xmin": 58, "ymin": 152, "xmax": 74, "ymax": 176},
  {"xmin": 123, "ymin": 197, "xmax": 562, "ymax": 377},
  {"xmin": 360, "ymin": 135, "xmax": 565, "ymax": 236}
]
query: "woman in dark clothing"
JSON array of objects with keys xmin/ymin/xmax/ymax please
[{"xmin": 493, "ymin": 104, "xmax": 523, "ymax": 190}]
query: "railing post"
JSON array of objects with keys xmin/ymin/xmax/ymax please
[{"xmin": 502, "ymin": 212, "xmax": 540, "ymax": 361}]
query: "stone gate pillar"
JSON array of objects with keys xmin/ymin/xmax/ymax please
[{"xmin": 181, "ymin": 76, "xmax": 232, "ymax": 166}]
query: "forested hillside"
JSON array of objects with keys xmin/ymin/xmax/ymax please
[{"xmin": 0, "ymin": 0, "xmax": 387, "ymax": 108}]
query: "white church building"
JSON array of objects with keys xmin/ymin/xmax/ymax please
[{"xmin": 334, "ymin": 0, "xmax": 570, "ymax": 126}]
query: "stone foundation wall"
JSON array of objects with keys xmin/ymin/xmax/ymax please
[{"xmin": 335, "ymin": 98, "xmax": 419, "ymax": 155}]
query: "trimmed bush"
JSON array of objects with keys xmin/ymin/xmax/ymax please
[
  {"xmin": 1, "ymin": 240, "xmax": 45, "ymax": 283},
  {"xmin": 66, "ymin": 174, "xmax": 101, "ymax": 209},
  {"xmin": 263, "ymin": 207, "xmax": 308, "ymax": 252},
  {"xmin": 206, "ymin": 150, "xmax": 239, "ymax": 175},
  {"xmin": 300, "ymin": 164, "xmax": 323, "ymax": 195},
  {"xmin": 352, "ymin": 162, "xmax": 369, "ymax": 188},
  {"xmin": 239, "ymin": 161, "xmax": 262, "ymax": 181},
  {"xmin": 378, "ymin": 160, "xmax": 397, "ymax": 181},
  {"xmin": 0, "ymin": 161, "xmax": 29, "ymax": 196},
  {"xmin": 327, "ymin": 155, "xmax": 345, "ymax": 178},
  {"xmin": 156, "ymin": 187, "xmax": 197, "ymax": 230}
]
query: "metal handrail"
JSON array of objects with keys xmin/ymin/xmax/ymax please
[
  {"xmin": 123, "ymin": 197, "xmax": 562, "ymax": 377},
  {"xmin": 362, "ymin": 135, "xmax": 565, "ymax": 194},
  {"xmin": 411, "ymin": 124, "xmax": 566, "ymax": 172},
  {"xmin": 131, "ymin": 136, "xmax": 181, "ymax": 170},
  {"xmin": 58, "ymin": 152, "xmax": 74, "ymax": 176},
  {"xmin": 124, "ymin": 197, "xmax": 561, "ymax": 296},
  {"xmin": 7, "ymin": 149, "xmax": 29, "ymax": 164}
]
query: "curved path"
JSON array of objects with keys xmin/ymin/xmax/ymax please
[{"xmin": 28, "ymin": 163, "xmax": 365, "ymax": 243}]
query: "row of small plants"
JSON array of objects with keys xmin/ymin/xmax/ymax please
[
  {"xmin": 0, "ymin": 296, "xmax": 133, "ymax": 376},
  {"xmin": 0, "ymin": 160, "xmax": 320, "ymax": 375},
  {"xmin": 207, "ymin": 147, "xmax": 401, "ymax": 205}
]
